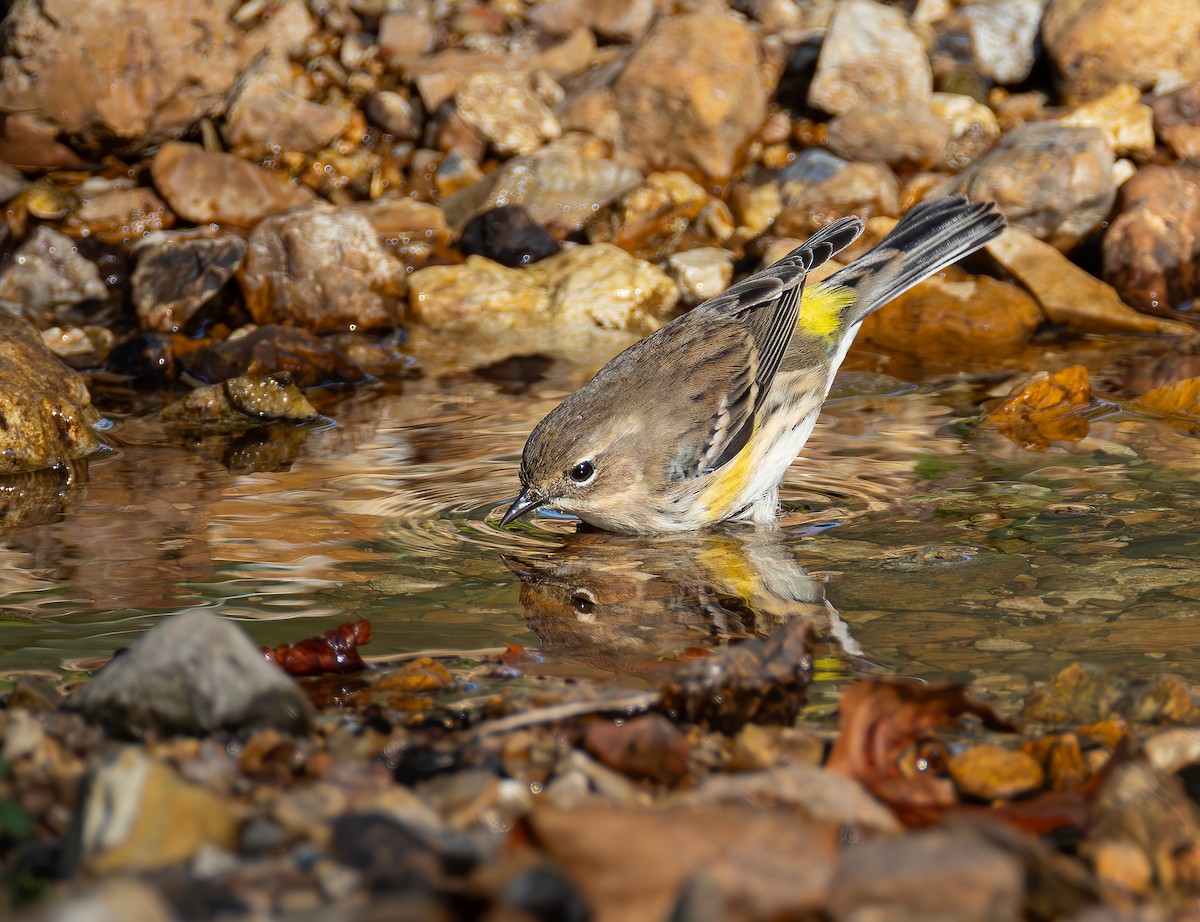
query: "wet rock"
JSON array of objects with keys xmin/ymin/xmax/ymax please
[
  {"xmin": 530, "ymin": 805, "xmax": 840, "ymax": 921},
  {"xmin": 405, "ymin": 49, "xmax": 514, "ymax": 112},
  {"xmin": 860, "ymin": 269, "xmax": 1042, "ymax": 356},
  {"xmin": 239, "ymin": 203, "xmax": 407, "ymax": 333},
  {"xmin": 1150, "ymin": 82, "xmax": 1200, "ymax": 162},
  {"xmin": 1061, "ymin": 83, "xmax": 1156, "ymax": 159},
  {"xmin": 1137, "ymin": 377, "xmax": 1200, "ymax": 419},
  {"xmin": 187, "ymin": 325, "xmax": 366, "ymax": 387},
  {"xmin": 773, "ymin": 162, "xmax": 901, "ymax": 238},
  {"xmin": 150, "ymin": 142, "xmax": 314, "ymax": 229},
  {"xmin": 37, "ymin": 878, "xmax": 177, "ymax": 922},
  {"xmin": 0, "ymin": 0, "xmax": 247, "ymax": 154},
  {"xmin": 825, "ymin": 104, "xmax": 951, "ymax": 169},
  {"xmin": 589, "ymin": 171, "xmax": 711, "ymax": 262},
  {"xmin": 611, "ymin": 6, "xmax": 772, "ymax": 181},
  {"xmin": 949, "ymin": 743, "xmax": 1045, "ymax": 801},
  {"xmin": 1042, "ymin": 0, "xmax": 1200, "ymax": 104},
  {"xmin": 989, "ymin": 226, "xmax": 1194, "ymax": 335},
  {"xmin": 0, "ymin": 313, "xmax": 102, "ymax": 473},
  {"xmin": 460, "ymin": 206, "xmax": 559, "ymax": 267},
  {"xmin": 132, "ymin": 233, "xmax": 246, "ymax": 334},
  {"xmin": 67, "ymin": 608, "xmax": 312, "ymax": 736},
  {"xmin": 583, "ymin": 713, "xmax": 690, "ymax": 785},
  {"xmin": 958, "ymin": 0, "xmax": 1045, "ymax": 85},
  {"xmin": 0, "ymin": 161, "xmax": 29, "ymax": 203},
  {"xmin": 442, "ymin": 148, "xmax": 641, "ymax": 235},
  {"xmin": 529, "ymin": 0, "xmax": 664, "ymax": 43},
  {"xmin": 224, "ymin": 51, "xmax": 353, "ymax": 156},
  {"xmin": 826, "ymin": 828, "xmax": 1024, "ymax": 922},
  {"xmin": 985, "ymin": 365, "xmax": 1096, "ymax": 450},
  {"xmin": 378, "ymin": 9, "xmax": 436, "ymax": 66},
  {"xmin": 455, "ymin": 72, "xmax": 561, "ymax": 157},
  {"xmin": 941, "ymin": 122, "xmax": 1115, "ymax": 249},
  {"xmin": 160, "ymin": 374, "xmax": 318, "ymax": 432},
  {"xmin": 932, "ymin": 92, "xmax": 1002, "ymax": 169},
  {"xmin": 69, "ymin": 746, "xmax": 240, "ymax": 872},
  {"xmin": 61, "ymin": 186, "xmax": 175, "ymax": 244},
  {"xmin": 1101, "ymin": 165, "xmax": 1200, "ymax": 318},
  {"xmin": 106, "ymin": 331, "xmax": 178, "ymax": 384},
  {"xmin": 1022, "ymin": 662, "xmax": 1200, "ymax": 725},
  {"xmin": 352, "ymin": 196, "xmax": 453, "ymax": 264},
  {"xmin": 809, "ymin": 0, "xmax": 931, "ymax": 116},
  {"xmin": 0, "ymin": 226, "xmax": 106, "ymax": 323},
  {"xmin": 667, "ymin": 248, "xmax": 735, "ymax": 306}
]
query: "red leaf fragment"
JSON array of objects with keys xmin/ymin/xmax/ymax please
[{"xmin": 263, "ymin": 619, "xmax": 373, "ymax": 676}]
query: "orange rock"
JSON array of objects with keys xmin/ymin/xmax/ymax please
[
  {"xmin": 985, "ymin": 365, "xmax": 1096, "ymax": 450},
  {"xmin": 1138, "ymin": 377, "xmax": 1200, "ymax": 418}
]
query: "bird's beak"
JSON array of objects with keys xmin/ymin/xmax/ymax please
[{"xmin": 500, "ymin": 486, "xmax": 548, "ymax": 527}]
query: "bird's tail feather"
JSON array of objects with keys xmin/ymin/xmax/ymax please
[{"xmin": 822, "ymin": 196, "xmax": 1006, "ymax": 329}]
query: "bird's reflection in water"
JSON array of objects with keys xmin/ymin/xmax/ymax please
[{"xmin": 503, "ymin": 528, "xmax": 863, "ymax": 680}]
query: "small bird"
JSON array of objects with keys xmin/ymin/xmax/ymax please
[{"xmin": 501, "ymin": 196, "xmax": 1005, "ymax": 534}]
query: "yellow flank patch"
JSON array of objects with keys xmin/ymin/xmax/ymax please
[
  {"xmin": 698, "ymin": 423, "xmax": 758, "ymax": 520},
  {"xmin": 799, "ymin": 283, "xmax": 856, "ymax": 338}
]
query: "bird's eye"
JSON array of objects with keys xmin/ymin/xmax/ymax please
[
  {"xmin": 569, "ymin": 461, "xmax": 595, "ymax": 483},
  {"xmin": 570, "ymin": 588, "xmax": 596, "ymax": 616}
]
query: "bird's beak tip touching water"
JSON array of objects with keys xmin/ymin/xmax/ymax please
[{"xmin": 500, "ymin": 486, "xmax": 547, "ymax": 527}]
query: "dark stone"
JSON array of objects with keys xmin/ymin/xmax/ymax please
[
  {"xmin": 132, "ymin": 233, "xmax": 246, "ymax": 334},
  {"xmin": 107, "ymin": 332, "xmax": 178, "ymax": 384},
  {"xmin": 503, "ymin": 865, "xmax": 591, "ymax": 922},
  {"xmin": 460, "ymin": 206, "xmax": 559, "ymax": 267},
  {"xmin": 186, "ymin": 325, "xmax": 365, "ymax": 388}
]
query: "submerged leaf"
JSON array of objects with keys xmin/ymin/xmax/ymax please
[{"xmin": 985, "ymin": 365, "xmax": 1097, "ymax": 450}]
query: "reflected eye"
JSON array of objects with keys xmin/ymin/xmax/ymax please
[
  {"xmin": 569, "ymin": 461, "xmax": 595, "ymax": 483},
  {"xmin": 570, "ymin": 588, "xmax": 596, "ymax": 616}
]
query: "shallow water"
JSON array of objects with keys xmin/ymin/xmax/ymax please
[{"xmin": 3, "ymin": 338, "xmax": 1200, "ymax": 709}]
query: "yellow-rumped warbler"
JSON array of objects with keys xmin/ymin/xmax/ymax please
[{"xmin": 501, "ymin": 196, "xmax": 1005, "ymax": 534}]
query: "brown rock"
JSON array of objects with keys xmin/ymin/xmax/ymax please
[
  {"xmin": 588, "ymin": 171, "xmax": 711, "ymax": 262},
  {"xmin": 1042, "ymin": 0, "xmax": 1200, "ymax": 104},
  {"xmin": 529, "ymin": 0, "xmax": 664, "ymax": 43},
  {"xmin": 61, "ymin": 186, "xmax": 174, "ymax": 244},
  {"xmin": 186, "ymin": 325, "xmax": 366, "ymax": 387},
  {"xmin": 150, "ymin": 142, "xmax": 314, "ymax": 229},
  {"xmin": 942, "ymin": 121, "xmax": 1115, "ymax": 249},
  {"xmin": 378, "ymin": 9, "xmax": 436, "ymax": 66},
  {"xmin": 809, "ymin": 0, "xmax": 932, "ymax": 116},
  {"xmin": 0, "ymin": 227, "xmax": 107, "ymax": 323},
  {"xmin": 364, "ymin": 90, "xmax": 424, "ymax": 141},
  {"xmin": 224, "ymin": 52, "xmax": 353, "ymax": 156},
  {"xmin": 0, "ymin": 0, "xmax": 247, "ymax": 153},
  {"xmin": 1150, "ymin": 82, "xmax": 1200, "ymax": 161},
  {"xmin": 612, "ymin": 7, "xmax": 772, "ymax": 182},
  {"xmin": 132, "ymin": 232, "xmax": 246, "ymax": 334},
  {"xmin": 405, "ymin": 49, "xmax": 515, "ymax": 111},
  {"xmin": 826, "ymin": 104, "xmax": 951, "ymax": 169},
  {"xmin": 990, "ymin": 226, "xmax": 1195, "ymax": 335},
  {"xmin": 582, "ymin": 713, "xmax": 690, "ymax": 785},
  {"xmin": 160, "ymin": 373, "xmax": 317, "ymax": 431},
  {"xmin": 1102, "ymin": 165, "xmax": 1200, "ymax": 318},
  {"xmin": 773, "ymin": 162, "xmax": 900, "ymax": 238},
  {"xmin": 860, "ymin": 269, "xmax": 1041, "ymax": 357},
  {"xmin": 826, "ymin": 828, "xmax": 1024, "ymax": 922},
  {"xmin": 239, "ymin": 203, "xmax": 407, "ymax": 333},
  {"xmin": 0, "ymin": 113, "xmax": 87, "ymax": 171},
  {"xmin": 0, "ymin": 313, "xmax": 102, "ymax": 473}
]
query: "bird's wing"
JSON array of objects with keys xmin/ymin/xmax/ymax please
[{"xmin": 667, "ymin": 217, "xmax": 863, "ymax": 478}]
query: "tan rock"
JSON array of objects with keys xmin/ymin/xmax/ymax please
[
  {"xmin": 150, "ymin": 141, "xmax": 314, "ymax": 229},
  {"xmin": 378, "ymin": 9, "xmax": 435, "ymax": 65},
  {"xmin": 455, "ymin": 72, "xmax": 561, "ymax": 157},
  {"xmin": 948, "ymin": 743, "xmax": 1045, "ymax": 800},
  {"xmin": 1150, "ymin": 82, "xmax": 1200, "ymax": 161},
  {"xmin": 0, "ymin": 0, "xmax": 247, "ymax": 153},
  {"xmin": 1043, "ymin": 0, "xmax": 1200, "ymax": 104},
  {"xmin": 773, "ymin": 162, "xmax": 901, "ymax": 238},
  {"xmin": 589, "ymin": 171, "xmax": 711, "ymax": 262},
  {"xmin": 74, "ymin": 747, "xmax": 239, "ymax": 872},
  {"xmin": 240, "ymin": 203, "xmax": 407, "ymax": 333},
  {"xmin": 441, "ymin": 149, "xmax": 641, "ymax": 234},
  {"xmin": 988, "ymin": 226, "xmax": 1194, "ymax": 335},
  {"xmin": 1061, "ymin": 83, "xmax": 1156, "ymax": 158},
  {"xmin": 809, "ymin": 0, "xmax": 931, "ymax": 116},
  {"xmin": 931, "ymin": 92, "xmax": 1001, "ymax": 170},
  {"xmin": 531, "ymin": 244, "xmax": 678, "ymax": 330},
  {"xmin": 940, "ymin": 121, "xmax": 1115, "ymax": 249},
  {"xmin": 529, "ymin": 0, "xmax": 665, "ymax": 43},
  {"xmin": 224, "ymin": 52, "xmax": 353, "ymax": 156},
  {"xmin": 667, "ymin": 248, "xmax": 735, "ymax": 305},
  {"xmin": 405, "ymin": 49, "xmax": 515, "ymax": 111},
  {"xmin": 1102, "ymin": 165, "xmax": 1200, "ymax": 318},
  {"xmin": 0, "ymin": 313, "xmax": 102, "ymax": 473},
  {"xmin": 860, "ymin": 270, "xmax": 1041, "ymax": 356},
  {"xmin": 825, "ymin": 104, "xmax": 951, "ymax": 168},
  {"xmin": 612, "ymin": 7, "xmax": 772, "ymax": 181},
  {"xmin": 62, "ymin": 186, "xmax": 175, "ymax": 244}
]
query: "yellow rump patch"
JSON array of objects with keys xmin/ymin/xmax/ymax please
[
  {"xmin": 698, "ymin": 422, "xmax": 758, "ymax": 520},
  {"xmin": 799, "ymin": 283, "xmax": 856, "ymax": 338}
]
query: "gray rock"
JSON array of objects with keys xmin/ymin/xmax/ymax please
[
  {"xmin": 67, "ymin": 609, "xmax": 312, "ymax": 736},
  {"xmin": 960, "ymin": 0, "xmax": 1046, "ymax": 85},
  {"xmin": 779, "ymin": 149, "xmax": 850, "ymax": 184},
  {"xmin": 132, "ymin": 233, "xmax": 246, "ymax": 334},
  {"xmin": 939, "ymin": 121, "xmax": 1115, "ymax": 250},
  {"xmin": 0, "ymin": 227, "xmax": 106, "ymax": 323}
]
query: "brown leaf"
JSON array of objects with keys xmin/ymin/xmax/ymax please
[
  {"xmin": 1136, "ymin": 376, "xmax": 1200, "ymax": 418},
  {"xmin": 583, "ymin": 713, "xmax": 690, "ymax": 785},
  {"xmin": 985, "ymin": 365, "xmax": 1096, "ymax": 450},
  {"xmin": 262, "ymin": 619, "xmax": 372, "ymax": 676},
  {"xmin": 373, "ymin": 657, "xmax": 455, "ymax": 693}
]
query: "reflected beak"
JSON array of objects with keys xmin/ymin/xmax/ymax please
[
  {"xmin": 499, "ymin": 553, "xmax": 543, "ymax": 582},
  {"xmin": 500, "ymin": 486, "xmax": 548, "ymax": 527}
]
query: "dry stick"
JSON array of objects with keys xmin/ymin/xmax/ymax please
[{"xmin": 473, "ymin": 691, "xmax": 662, "ymax": 737}]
